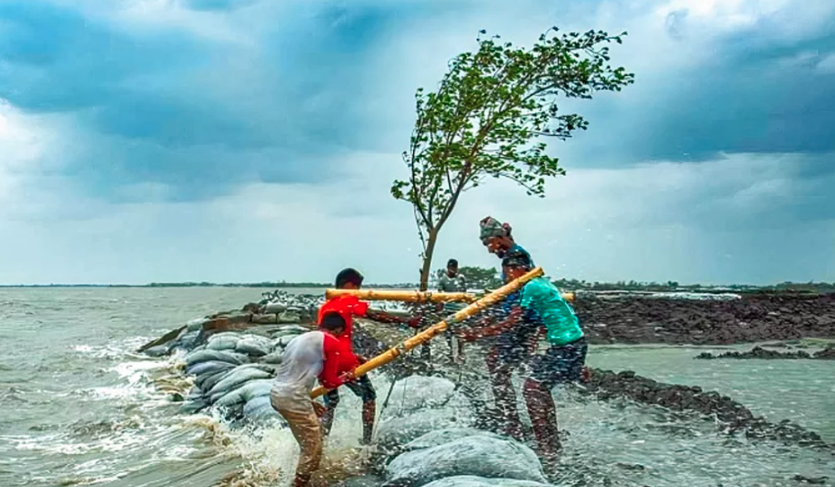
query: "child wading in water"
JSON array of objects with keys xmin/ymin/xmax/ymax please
[
  {"xmin": 457, "ymin": 252, "xmax": 587, "ymax": 465},
  {"xmin": 270, "ymin": 312, "xmax": 355, "ymax": 487},
  {"xmin": 317, "ymin": 268, "xmax": 421, "ymax": 445}
]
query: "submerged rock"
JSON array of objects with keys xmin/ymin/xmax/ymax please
[
  {"xmin": 584, "ymin": 368, "xmax": 831, "ymax": 449},
  {"xmin": 384, "ymin": 433, "xmax": 546, "ymax": 487},
  {"xmin": 695, "ymin": 346, "xmax": 813, "ymax": 360}
]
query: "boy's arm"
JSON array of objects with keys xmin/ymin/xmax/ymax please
[
  {"xmin": 365, "ymin": 308, "xmax": 422, "ymax": 328},
  {"xmin": 458, "ymin": 307, "xmax": 523, "ymax": 342}
]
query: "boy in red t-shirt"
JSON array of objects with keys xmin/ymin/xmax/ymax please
[
  {"xmin": 317, "ymin": 268, "xmax": 421, "ymax": 445},
  {"xmin": 270, "ymin": 312, "xmax": 355, "ymax": 487}
]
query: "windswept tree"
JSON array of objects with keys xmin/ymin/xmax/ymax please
[{"xmin": 391, "ymin": 28, "xmax": 634, "ymax": 290}]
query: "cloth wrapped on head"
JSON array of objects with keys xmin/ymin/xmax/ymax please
[{"xmin": 479, "ymin": 216, "xmax": 512, "ymax": 242}]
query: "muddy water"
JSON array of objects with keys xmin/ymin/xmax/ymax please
[{"xmin": 1, "ymin": 287, "xmax": 833, "ymax": 487}]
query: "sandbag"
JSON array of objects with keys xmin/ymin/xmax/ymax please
[
  {"xmin": 242, "ymin": 395, "xmax": 283, "ymax": 421},
  {"xmin": 252, "ymin": 314, "xmax": 278, "ymax": 324},
  {"xmin": 197, "ymin": 363, "xmax": 270, "ymax": 392},
  {"xmin": 172, "ymin": 330, "xmax": 201, "ymax": 351},
  {"xmin": 422, "ymin": 477, "xmax": 552, "ymax": 487},
  {"xmin": 235, "ymin": 335, "xmax": 272, "ymax": 356},
  {"xmin": 143, "ymin": 345, "xmax": 170, "ymax": 357},
  {"xmin": 264, "ymin": 302, "xmax": 287, "ymax": 314},
  {"xmin": 186, "ymin": 360, "xmax": 235, "ymax": 377},
  {"xmin": 261, "ymin": 352, "xmax": 283, "ymax": 364},
  {"xmin": 207, "ymin": 368, "xmax": 273, "ymax": 403},
  {"xmin": 385, "ymin": 376, "xmax": 459, "ymax": 415},
  {"xmin": 186, "ymin": 318, "xmax": 209, "ymax": 332},
  {"xmin": 402, "ymin": 429, "xmax": 507, "ymax": 452},
  {"xmin": 214, "ymin": 379, "xmax": 273, "ymax": 408},
  {"xmin": 272, "ymin": 325, "xmax": 309, "ymax": 336},
  {"xmin": 196, "ymin": 369, "xmax": 233, "ymax": 392},
  {"xmin": 180, "ymin": 398, "xmax": 208, "ymax": 414},
  {"xmin": 376, "ymin": 406, "xmax": 471, "ymax": 448},
  {"xmin": 207, "ymin": 335, "xmax": 240, "ymax": 351},
  {"xmin": 184, "ymin": 349, "xmax": 246, "ymax": 367},
  {"xmin": 384, "ymin": 434, "xmax": 546, "ymax": 487}
]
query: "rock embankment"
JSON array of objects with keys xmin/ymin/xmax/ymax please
[
  {"xmin": 574, "ymin": 293, "xmax": 835, "ymax": 345},
  {"xmin": 695, "ymin": 345, "xmax": 835, "ymax": 360},
  {"xmin": 583, "ymin": 369, "xmax": 831, "ymax": 450}
]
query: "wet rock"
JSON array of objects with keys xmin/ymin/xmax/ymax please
[
  {"xmin": 813, "ymin": 346, "xmax": 835, "ymax": 360},
  {"xmin": 583, "ymin": 368, "xmax": 831, "ymax": 449},
  {"xmin": 385, "ymin": 434, "xmax": 546, "ymax": 487},
  {"xmin": 695, "ymin": 346, "xmax": 813, "ymax": 360},
  {"xmin": 575, "ymin": 293, "xmax": 835, "ymax": 345},
  {"xmin": 793, "ymin": 475, "xmax": 828, "ymax": 485}
]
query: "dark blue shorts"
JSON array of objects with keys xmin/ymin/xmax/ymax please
[
  {"xmin": 324, "ymin": 374, "xmax": 376, "ymax": 404},
  {"xmin": 528, "ymin": 337, "xmax": 587, "ymax": 388}
]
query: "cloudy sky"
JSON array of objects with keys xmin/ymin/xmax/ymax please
[{"xmin": 1, "ymin": 0, "xmax": 834, "ymax": 285}]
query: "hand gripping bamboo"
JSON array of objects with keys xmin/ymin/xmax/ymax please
[{"xmin": 310, "ymin": 267, "xmax": 545, "ymax": 399}]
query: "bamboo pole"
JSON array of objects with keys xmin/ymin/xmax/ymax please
[
  {"xmin": 310, "ymin": 267, "xmax": 545, "ymax": 399},
  {"xmin": 325, "ymin": 288, "xmax": 574, "ymax": 303},
  {"xmin": 325, "ymin": 289, "xmax": 477, "ymax": 303}
]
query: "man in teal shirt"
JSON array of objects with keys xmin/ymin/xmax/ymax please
[{"xmin": 458, "ymin": 251, "xmax": 587, "ymax": 465}]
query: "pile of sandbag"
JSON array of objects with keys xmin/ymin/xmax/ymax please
[{"xmin": 178, "ymin": 326, "xmax": 307, "ymax": 422}]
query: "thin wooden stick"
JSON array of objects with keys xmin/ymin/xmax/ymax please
[{"xmin": 310, "ymin": 267, "xmax": 546, "ymax": 398}]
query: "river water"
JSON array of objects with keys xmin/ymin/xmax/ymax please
[{"xmin": 1, "ymin": 288, "xmax": 833, "ymax": 487}]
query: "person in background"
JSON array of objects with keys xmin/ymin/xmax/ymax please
[
  {"xmin": 457, "ymin": 252, "xmax": 586, "ymax": 466},
  {"xmin": 438, "ymin": 258, "xmax": 467, "ymax": 292},
  {"xmin": 437, "ymin": 258, "xmax": 467, "ymax": 362},
  {"xmin": 479, "ymin": 216, "xmax": 534, "ymax": 282},
  {"xmin": 317, "ymin": 268, "xmax": 421, "ymax": 445},
  {"xmin": 270, "ymin": 312, "xmax": 354, "ymax": 487}
]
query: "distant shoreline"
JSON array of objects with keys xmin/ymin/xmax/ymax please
[
  {"xmin": 0, "ymin": 283, "xmax": 412, "ymax": 289},
  {"xmin": 1, "ymin": 282, "xmax": 832, "ymax": 295}
]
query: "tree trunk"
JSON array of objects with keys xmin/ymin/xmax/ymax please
[{"xmin": 419, "ymin": 227, "xmax": 439, "ymax": 291}]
